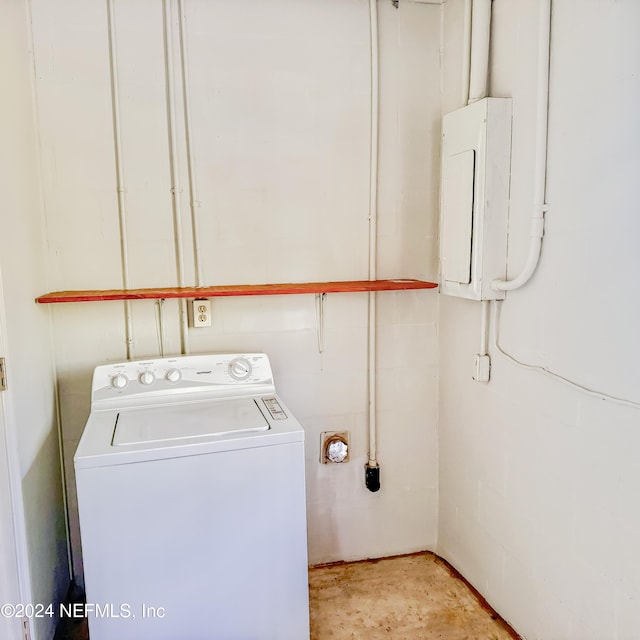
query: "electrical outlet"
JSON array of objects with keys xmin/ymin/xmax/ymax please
[
  {"xmin": 191, "ymin": 299, "xmax": 212, "ymax": 328},
  {"xmin": 473, "ymin": 354, "xmax": 491, "ymax": 383}
]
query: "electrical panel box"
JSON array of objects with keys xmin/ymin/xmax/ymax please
[{"xmin": 439, "ymin": 97, "xmax": 512, "ymax": 301}]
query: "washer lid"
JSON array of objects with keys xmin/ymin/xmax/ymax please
[{"xmin": 112, "ymin": 398, "xmax": 269, "ymax": 446}]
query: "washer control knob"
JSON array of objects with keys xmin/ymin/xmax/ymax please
[
  {"xmin": 165, "ymin": 368, "xmax": 181, "ymax": 383},
  {"xmin": 139, "ymin": 370, "xmax": 155, "ymax": 386},
  {"xmin": 228, "ymin": 357, "xmax": 252, "ymax": 381},
  {"xmin": 112, "ymin": 374, "xmax": 128, "ymax": 390}
]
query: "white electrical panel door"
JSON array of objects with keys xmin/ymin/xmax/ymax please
[
  {"xmin": 439, "ymin": 98, "xmax": 512, "ymax": 301},
  {"xmin": 442, "ymin": 150, "xmax": 475, "ymax": 284}
]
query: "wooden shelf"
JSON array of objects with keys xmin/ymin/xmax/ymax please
[{"xmin": 36, "ymin": 279, "xmax": 437, "ymax": 304}]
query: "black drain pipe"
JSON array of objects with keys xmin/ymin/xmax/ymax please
[{"xmin": 365, "ymin": 463, "xmax": 380, "ymax": 493}]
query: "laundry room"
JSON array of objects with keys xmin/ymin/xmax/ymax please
[{"xmin": 0, "ymin": 0, "xmax": 638, "ymax": 639}]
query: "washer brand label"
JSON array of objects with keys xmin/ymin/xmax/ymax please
[{"xmin": 262, "ymin": 398, "xmax": 287, "ymax": 420}]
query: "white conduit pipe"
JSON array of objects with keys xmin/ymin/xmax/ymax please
[
  {"xmin": 178, "ymin": 0, "xmax": 204, "ymax": 288},
  {"xmin": 461, "ymin": 0, "xmax": 473, "ymax": 106},
  {"xmin": 479, "ymin": 300, "xmax": 489, "ymax": 357},
  {"xmin": 492, "ymin": 301, "xmax": 640, "ymax": 409},
  {"xmin": 468, "ymin": 0, "xmax": 492, "ymax": 103},
  {"xmin": 155, "ymin": 299, "xmax": 166, "ymax": 357},
  {"xmin": 367, "ymin": 0, "xmax": 379, "ymax": 474},
  {"xmin": 107, "ymin": 0, "xmax": 134, "ymax": 360},
  {"xmin": 47, "ymin": 309, "xmax": 73, "ymax": 578},
  {"xmin": 163, "ymin": 0, "xmax": 190, "ymax": 353},
  {"xmin": 466, "ymin": 0, "xmax": 492, "ymax": 363},
  {"xmin": 492, "ymin": 0, "xmax": 551, "ymax": 291}
]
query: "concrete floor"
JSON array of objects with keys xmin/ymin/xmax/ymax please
[
  {"xmin": 309, "ymin": 552, "xmax": 518, "ymax": 640},
  {"xmin": 55, "ymin": 552, "xmax": 518, "ymax": 639}
]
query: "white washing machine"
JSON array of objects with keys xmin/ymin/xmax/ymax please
[{"xmin": 74, "ymin": 353, "xmax": 309, "ymax": 640}]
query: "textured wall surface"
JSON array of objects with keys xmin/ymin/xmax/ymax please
[
  {"xmin": 438, "ymin": 1, "xmax": 640, "ymax": 638},
  {"xmin": 0, "ymin": 1, "xmax": 68, "ymax": 637},
  {"xmin": 29, "ymin": 0, "xmax": 442, "ymax": 582},
  {"xmin": 6, "ymin": 2, "xmax": 640, "ymax": 637}
]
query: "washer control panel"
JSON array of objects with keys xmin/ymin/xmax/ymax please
[
  {"xmin": 92, "ymin": 353, "xmax": 275, "ymax": 405},
  {"xmin": 262, "ymin": 397, "xmax": 287, "ymax": 420}
]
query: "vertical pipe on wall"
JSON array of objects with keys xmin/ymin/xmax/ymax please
[
  {"xmin": 155, "ymin": 299, "xmax": 166, "ymax": 357},
  {"xmin": 468, "ymin": 0, "xmax": 491, "ymax": 103},
  {"xmin": 365, "ymin": 0, "xmax": 380, "ymax": 491},
  {"xmin": 177, "ymin": 0, "xmax": 204, "ymax": 288},
  {"xmin": 491, "ymin": 0, "xmax": 551, "ymax": 291},
  {"xmin": 106, "ymin": 0, "xmax": 134, "ymax": 360},
  {"xmin": 163, "ymin": 0, "xmax": 190, "ymax": 353},
  {"xmin": 461, "ymin": 0, "xmax": 473, "ymax": 106},
  {"xmin": 479, "ymin": 300, "xmax": 489, "ymax": 356},
  {"xmin": 47, "ymin": 308, "xmax": 73, "ymax": 580},
  {"xmin": 315, "ymin": 293, "xmax": 326, "ymax": 354}
]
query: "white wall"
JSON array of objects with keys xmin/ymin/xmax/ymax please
[
  {"xmin": 29, "ymin": 0, "xmax": 442, "ymax": 582},
  {"xmin": 0, "ymin": 1, "xmax": 69, "ymax": 638},
  {"xmin": 438, "ymin": 1, "xmax": 640, "ymax": 638},
  {"xmin": 9, "ymin": 0, "xmax": 640, "ymax": 635}
]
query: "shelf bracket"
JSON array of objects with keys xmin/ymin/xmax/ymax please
[{"xmin": 315, "ymin": 293, "xmax": 327, "ymax": 354}]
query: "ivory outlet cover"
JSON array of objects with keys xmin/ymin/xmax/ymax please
[{"xmin": 191, "ymin": 299, "xmax": 212, "ymax": 328}]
